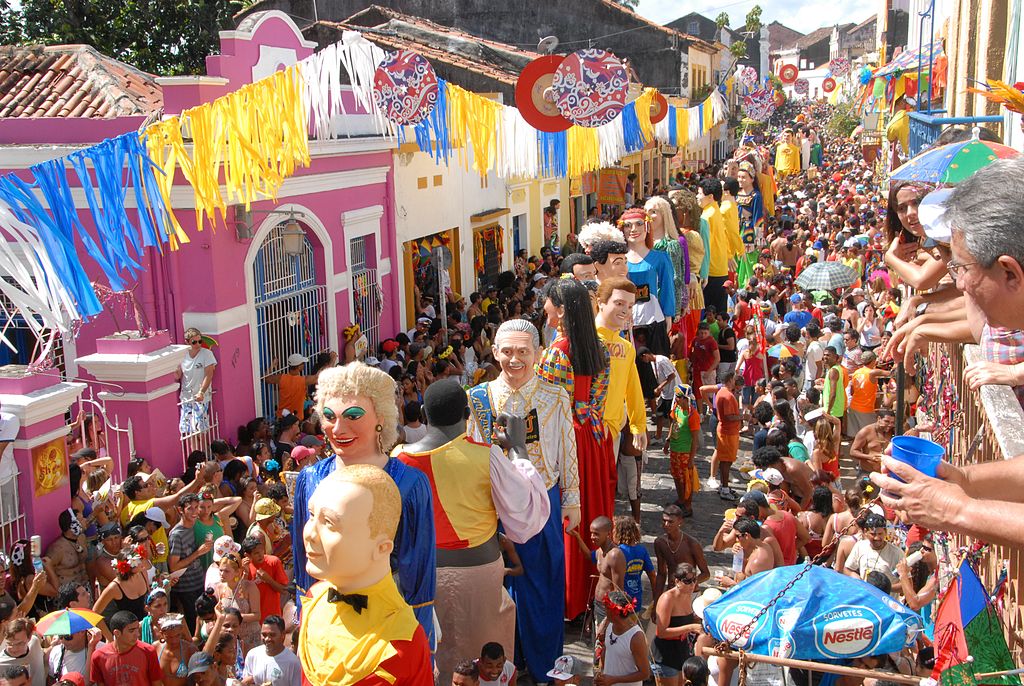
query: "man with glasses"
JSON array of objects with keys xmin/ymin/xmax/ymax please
[{"xmin": 843, "ymin": 513, "xmax": 905, "ymax": 592}]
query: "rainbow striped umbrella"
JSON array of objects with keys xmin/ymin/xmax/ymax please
[
  {"xmin": 35, "ymin": 608, "xmax": 103, "ymax": 636},
  {"xmin": 891, "ymin": 138, "xmax": 1019, "ymax": 184}
]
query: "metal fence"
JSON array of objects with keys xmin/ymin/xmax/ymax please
[
  {"xmin": 352, "ymin": 269, "xmax": 383, "ymax": 354},
  {"xmin": 931, "ymin": 341, "xmax": 1024, "ymax": 661}
]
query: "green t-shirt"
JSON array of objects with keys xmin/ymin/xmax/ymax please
[
  {"xmin": 668, "ymin": 407, "xmax": 701, "ymax": 453},
  {"xmin": 193, "ymin": 516, "xmax": 224, "ymax": 569},
  {"xmin": 788, "ymin": 439, "xmax": 810, "ymax": 463}
]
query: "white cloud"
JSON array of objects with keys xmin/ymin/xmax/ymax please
[{"xmin": 633, "ymin": 0, "xmax": 872, "ymax": 35}]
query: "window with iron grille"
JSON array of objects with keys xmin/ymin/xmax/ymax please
[
  {"xmin": 0, "ymin": 276, "xmax": 66, "ymax": 377},
  {"xmin": 350, "ymin": 237, "xmax": 382, "ymax": 353}
]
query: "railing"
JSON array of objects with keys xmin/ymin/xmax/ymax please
[
  {"xmin": 907, "ymin": 111, "xmax": 1004, "ymax": 158},
  {"xmin": 929, "ymin": 341, "xmax": 1024, "ymax": 662}
]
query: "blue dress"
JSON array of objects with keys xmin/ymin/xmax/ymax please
[
  {"xmin": 627, "ymin": 249, "xmax": 677, "ymax": 322},
  {"xmin": 291, "ymin": 456, "xmax": 437, "ymax": 646}
]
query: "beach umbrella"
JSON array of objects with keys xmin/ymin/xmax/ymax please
[
  {"xmin": 35, "ymin": 609, "xmax": 104, "ymax": 636},
  {"xmin": 766, "ymin": 344, "xmax": 796, "ymax": 359},
  {"xmin": 890, "ymin": 136, "xmax": 1019, "ymax": 184},
  {"xmin": 794, "ymin": 261, "xmax": 858, "ymax": 291},
  {"xmin": 702, "ymin": 565, "xmax": 923, "ymax": 659}
]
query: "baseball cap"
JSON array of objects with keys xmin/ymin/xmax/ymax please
[
  {"xmin": 254, "ymin": 498, "xmax": 282, "ymax": 521},
  {"xmin": 381, "ymin": 339, "xmax": 400, "ymax": 354},
  {"xmin": 97, "ymin": 523, "xmax": 121, "ymax": 540},
  {"xmin": 212, "ymin": 535, "xmax": 240, "ymax": 562},
  {"xmin": 416, "ymin": 317, "xmax": 432, "ymax": 325},
  {"xmin": 144, "ymin": 507, "xmax": 170, "ymax": 529},
  {"xmin": 761, "ymin": 468, "xmax": 785, "ymax": 486},
  {"xmin": 157, "ymin": 613, "xmax": 185, "ymax": 629},
  {"xmin": 547, "ymin": 655, "xmax": 585, "ymax": 681},
  {"xmin": 57, "ymin": 674, "xmax": 85, "ymax": 686},
  {"xmin": 364, "ymin": 356, "xmax": 381, "ymax": 367},
  {"xmin": 745, "ymin": 489, "xmax": 770, "ymax": 509},
  {"xmin": 299, "ymin": 434, "xmax": 324, "ymax": 448},
  {"xmin": 804, "ymin": 407, "xmax": 825, "ymax": 422},
  {"xmin": 291, "ymin": 445, "xmax": 317, "ymax": 464},
  {"xmin": 276, "ymin": 414, "xmax": 299, "ymax": 431},
  {"xmin": 286, "ymin": 353, "xmax": 308, "ymax": 367},
  {"xmin": 187, "ymin": 652, "xmax": 215, "ymax": 676},
  {"xmin": 789, "ymin": 293, "xmax": 802, "ymax": 304}
]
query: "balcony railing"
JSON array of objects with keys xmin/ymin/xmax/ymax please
[
  {"xmin": 907, "ymin": 111, "xmax": 1004, "ymax": 158},
  {"xmin": 929, "ymin": 341, "xmax": 1024, "ymax": 661}
]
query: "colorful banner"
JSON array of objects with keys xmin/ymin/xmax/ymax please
[{"xmin": 597, "ymin": 168, "xmax": 628, "ymax": 205}]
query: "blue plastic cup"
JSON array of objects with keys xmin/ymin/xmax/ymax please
[{"xmin": 889, "ymin": 435, "xmax": 944, "ymax": 482}]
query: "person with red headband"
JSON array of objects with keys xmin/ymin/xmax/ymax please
[
  {"xmin": 618, "ymin": 208, "xmax": 676, "ymax": 356},
  {"xmin": 594, "ymin": 590, "xmax": 649, "ymax": 686}
]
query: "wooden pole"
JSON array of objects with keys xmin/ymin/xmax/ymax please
[
  {"xmin": 699, "ymin": 647, "xmax": 921, "ymax": 685},
  {"xmin": 974, "ymin": 668, "xmax": 1024, "ymax": 680}
]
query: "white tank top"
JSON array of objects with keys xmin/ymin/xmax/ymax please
[{"xmin": 603, "ymin": 623, "xmax": 645, "ymax": 686}]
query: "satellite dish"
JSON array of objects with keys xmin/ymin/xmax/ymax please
[
  {"xmin": 433, "ymin": 245, "xmax": 453, "ymax": 270},
  {"xmin": 537, "ymin": 36, "xmax": 559, "ymax": 55}
]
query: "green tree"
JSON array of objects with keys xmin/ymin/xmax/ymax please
[
  {"xmin": 611, "ymin": 0, "xmax": 639, "ymax": 7},
  {"xmin": 715, "ymin": 12, "xmax": 730, "ymax": 29},
  {"xmin": 827, "ymin": 98, "xmax": 861, "ymax": 138},
  {"xmin": 730, "ymin": 41, "xmax": 748, "ymax": 59},
  {"xmin": 745, "ymin": 5, "xmax": 763, "ymax": 34},
  {"xmin": 0, "ymin": 1, "xmax": 22, "ymax": 44},
  {"xmin": 15, "ymin": 0, "xmax": 244, "ymax": 75}
]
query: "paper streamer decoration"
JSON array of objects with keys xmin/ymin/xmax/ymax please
[
  {"xmin": 372, "ymin": 50, "xmax": 439, "ymax": 126},
  {"xmin": 794, "ymin": 78, "xmax": 809, "ymax": 96},
  {"xmin": 515, "ymin": 55, "xmax": 572, "ymax": 133},
  {"xmin": 822, "ymin": 77, "xmax": 837, "ymax": 93},
  {"xmin": 552, "ymin": 49, "xmax": 629, "ymax": 128},
  {"xmin": 778, "ymin": 63, "xmax": 798, "ymax": 84},
  {"xmin": 830, "ymin": 56, "xmax": 851, "ymax": 77}
]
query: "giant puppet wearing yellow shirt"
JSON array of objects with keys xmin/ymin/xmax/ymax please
[
  {"xmin": 298, "ymin": 464, "xmax": 433, "ymax": 686},
  {"xmin": 697, "ymin": 177, "xmax": 742, "ymax": 317},
  {"xmin": 774, "ymin": 129, "xmax": 801, "ymax": 178}
]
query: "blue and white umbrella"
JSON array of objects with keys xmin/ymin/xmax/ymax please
[{"xmin": 794, "ymin": 261, "xmax": 858, "ymax": 291}]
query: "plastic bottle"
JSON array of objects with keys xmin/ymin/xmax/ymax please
[
  {"xmin": 731, "ymin": 546, "xmax": 744, "ymax": 573},
  {"xmin": 30, "ymin": 535, "xmax": 43, "ymax": 573}
]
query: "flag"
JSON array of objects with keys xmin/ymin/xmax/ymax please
[{"xmin": 932, "ymin": 560, "xmax": 1019, "ymax": 686}]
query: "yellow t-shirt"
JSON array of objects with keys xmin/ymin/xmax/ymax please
[
  {"xmin": 702, "ymin": 202, "xmax": 734, "ymax": 278},
  {"xmin": 775, "ymin": 143, "xmax": 801, "ymax": 176},
  {"xmin": 120, "ymin": 498, "xmax": 170, "ymax": 564},
  {"xmin": 597, "ymin": 326, "xmax": 646, "ymax": 438},
  {"xmin": 719, "ymin": 199, "xmax": 744, "ymax": 264}
]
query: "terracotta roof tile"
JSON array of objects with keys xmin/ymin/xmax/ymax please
[{"xmin": 0, "ymin": 44, "xmax": 162, "ymax": 119}]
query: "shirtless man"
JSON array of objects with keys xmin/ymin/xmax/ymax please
[
  {"xmin": 653, "ymin": 505, "xmax": 709, "ymax": 606},
  {"xmin": 156, "ymin": 613, "xmax": 195, "ymax": 686},
  {"xmin": 572, "ymin": 516, "xmax": 624, "ymax": 636},
  {"xmin": 850, "ymin": 409, "xmax": 896, "ymax": 473},
  {"xmin": 752, "ymin": 445, "xmax": 814, "ymax": 510},
  {"xmin": 712, "ymin": 503, "xmax": 785, "ymax": 568},
  {"xmin": 719, "ymin": 517, "xmax": 775, "ymax": 586}
]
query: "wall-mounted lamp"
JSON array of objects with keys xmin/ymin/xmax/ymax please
[
  {"xmin": 231, "ymin": 206, "xmax": 312, "ymax": 253},
  {"xmin": 280, "ymin": 214, "xmax": 306, "ymax": 257}
]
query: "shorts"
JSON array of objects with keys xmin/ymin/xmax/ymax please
[
  {"xmin": 716, "ymin": 429, "xmax": 739, "ymax": 463},
  {"xmin": 617, "ymin": 453, "xmax": 642, "ymax": 500},
  {"xmin": 669, "ymin": 451, "xmax": 699, "ymax": 502},
  {"xmin": 718, "ymin": 361, "xmax": 736, "ymax": 382},
  {"xmin": 846, "ymin": 409, "xmax": 875, "ymax": 438},
  {"xmin": 700, "ymin": 370, "xmax": 717, "ymax": 386},
  {"xmin": 741, "ymin": 385, "xmax": 756, "ymax": 406},
  {"xmin": 652, "ymin": 663, "xmax": 681, "ymax": 678},
  {"xmin": 656, "ymin": 398, "xmax": 672, "ymax": 418}
]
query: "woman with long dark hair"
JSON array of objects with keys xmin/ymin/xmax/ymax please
[
  {"xmin": 536, "ymin": 278, "xmax": 612, "ymax": 620},
  {"xmin": 883, "ymin": 180, "xmax": 947, "ymax": 290}
]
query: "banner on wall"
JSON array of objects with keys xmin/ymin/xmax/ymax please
[
  {"xmin": 581, "ymin": 172, "xmax": 598, "ymax": 195},
  {"xmin": 31, "ymin": 436, "xmax": 67, "ymax": 497},
  {"xmin": 597, "ymin": 168, "xmax": 628, "ymax": 205}
]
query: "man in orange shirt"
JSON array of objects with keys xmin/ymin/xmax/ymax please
[
  {"xmin": 265, "ymin": 351, "xmax": 336, "ymax": 418},
  {"xmin": 713, "ymin": 372, "xmax": 742, "ymax": 501},
  {"xmin": 846, "ymin": 351, "xmax": 891, "ymax": 439}
]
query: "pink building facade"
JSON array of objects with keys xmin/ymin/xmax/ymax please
[{"xmin": 0, "ymin": 11, "xmax": 401, "ymax": 540}]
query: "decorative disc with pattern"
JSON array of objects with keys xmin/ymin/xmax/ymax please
[
  {"xmin": 778, "ymin": 63, "xmax": 799, "ymax": 84},
  {"xmin": 649, "ymin": 91, "xmax": 668, "ymax": 124},
  {"xmin": 372, "ymin": 50, "xmax": 439, "ymax": 126},
  {"xmin": 794, "ymin": 78, "xmax": 809, "ymax": 95},
  {"xmin": 822, "ymin": 77, "xmax": 837, "ymax": 93},
  {"xmin": 551, "ymin": 49, "xmax": 629, "ymax": 128},
  {"xmin": 830, "ymin": 57, "xmax": 851, "ymax": 77}
]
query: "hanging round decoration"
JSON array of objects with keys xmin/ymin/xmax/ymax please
[
  {"xmin": 551, "ymin": 48, "xmax": 629, "ymax": 128},
  {"xmin": 737, "ymin": 65, "xmax": 759, "ymax": 91},
  {"xmin": 515, "ymin": 55, "xmax": 573, "ymax": 133},
  {"xmin": 822, "ymin": 77, "xmax": 837, "ymax": 93},
  {"xmin": 778, "ymin": 63, "xmax": 799, "ymax": 84},
  {"xmin": 372, "ymin": 50, "xmax": 439, "ymax": 126},
  {"xmin": 794, "ymin": 78, "xmax": 809, "ymax": 96},
  {"xmin": 649, "ymin": 90, "xmax": 669, "ymax": 124},
  {"xmin": 830, "ymin": 56, "xmax": 851, "ymax": 78}
]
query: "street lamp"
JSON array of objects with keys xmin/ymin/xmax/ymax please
[{"xmin": 280, "ymin": 214, "xmax": 306, "ymax": 257}]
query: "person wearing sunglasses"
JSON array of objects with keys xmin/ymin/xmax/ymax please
[
  {"xmin": 651, "ymin": 563, "xmax": 704, "ymax": 686},
  {"xmin": 175, "ymin": 327, "xmax": 217, "ymax": 409},
  {"xmin": 896, "ymin": 539, "xmax": 939, "ymax": 641}
]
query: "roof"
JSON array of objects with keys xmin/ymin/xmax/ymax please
[
  {"xmin": 0, "ymin": 44, "xmax": 162, "ymax": 119},
  {"xmin": 766, "ymin": 21, "xmax": 804, "ymax": 52},
  {"xmin": 850, "ymin": 15, "xmax": 877, "ymax": 33},
  {"xmin": 586, "ymin": 0, "xmax": 720, "ymax": 52},
  {"xmin": 794, "ymin": 24, "xmax": 855, "ymax": 51}
]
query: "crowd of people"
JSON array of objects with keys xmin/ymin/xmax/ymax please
[{"xmin": 6, "ymin": 97, "xmax": 1024, "ymax": 686}]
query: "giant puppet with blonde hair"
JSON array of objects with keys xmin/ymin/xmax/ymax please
[
  {"xmin": 298, "ymin": 464, "xmax": 433, "ymax": 686},
  {"xmin": 617, "ymin": 207, "xmax": 676, "ymax": 355},
  {"xmin": 291, "ymin": 363, "xmax": 437, "ymax": 646},
  {"xmin": 645, "ymin": 196, "xmax": 689, "ymax": 321}
]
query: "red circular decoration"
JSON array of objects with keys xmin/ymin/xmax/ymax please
[
  {"xmin": 515, "ymin": 55, "xmax": 572, "ymax": 133},
  {"xmin": 649, "ymin": 91, "xmax": 668, "ymax": 124},
  {"xmin": 822, "ymin": 77, "xmax": 837, "ymax": 93},
  {"xmin": 552, "ymin": 49, "xmax": 629, "ymax": 128},
  {"xmin": 372, "ymin": 50, "xmax": 439, "ymax": 126},
  {"xmin": 778, "ymin": 63, "xmax": 799, "ymax": 84}
]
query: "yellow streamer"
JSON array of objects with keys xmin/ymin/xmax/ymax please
[
  {"xmin": 145, "ymin": 118, "xmax": 192, "ymax": 249},
  {"xmin": 566, "ymin": 126, "xmax": 600, "ymax": 179},
  {"xmin": 702, "ymin": 98, "xmax": 714, "ymax": 135},
  {"xmin": 445, "ymin": 83, "xmax": 503, "ymax": 176},
  {"xmin": 676, "ymin": 105, "xmax": 689, "ymax": 146},
  {"xmin": 633, "ymin": 88, "xmax": 657, "ymax": 144}
]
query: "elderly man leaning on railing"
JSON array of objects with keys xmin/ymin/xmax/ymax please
[{"xmin": 872, "ymin": 156, "xmax": 1024, "ymax": 549}]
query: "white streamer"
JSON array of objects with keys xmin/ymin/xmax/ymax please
[
  {"xmin": 597, "ymin": 116, "xmax": 626, "ymax": 167},
  {"xmin": 496, "ymin": 106, "xmax": 540, "ymax": 179}
]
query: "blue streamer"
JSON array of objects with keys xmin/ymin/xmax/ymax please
[
  {"xmin": 0, "ymin": 173, "xmax": 103, "ymax": 317},
  {"xmin": 414, "ymin": 79, "xmax": 451, "ymax": 165},
  {"xmin": 667, "ymin": 106, "xmax": 678, "ymax": 146},
  {"xmin": 621, "ymin": 102, "xmax": 647, "ymax": 153},
  {"xmin": 698, "ymin": 103, "xmax": 704, "ymax": 135},
  {"xmin": 538, "ymin": 130, "xmax": 567, "ymax": 178}
]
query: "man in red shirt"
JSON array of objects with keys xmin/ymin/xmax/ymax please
[
  {"xmin": 90, "ymin": 611, "xmax": 163, "ymax": 686},
  {"xmin": 689, "ymin": 322, "xmax": 719, "ymax": 416},
  {"xmin": 713, "ymin": 372, "xmax": 742, "ymax": 501},
  {"xmin": 242, "ymin": 534, "xmax": 289, "ymax": 622}
]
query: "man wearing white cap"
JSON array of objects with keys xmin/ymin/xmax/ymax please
[
  {"xmin": 546, "ymin": 655, "xmax": 585, "ymax": 685},
  {"xmin": 264, "ymin": 351, "xmax": 336, "ymax": 418}
]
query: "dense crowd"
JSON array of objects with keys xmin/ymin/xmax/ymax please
[{"xmin": 9, "ymin": 98, "xmax": 1024, "ymax": 686}]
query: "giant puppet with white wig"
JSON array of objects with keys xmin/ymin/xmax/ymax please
[
  {"xmin": 578, "ymin": 221, "xmax": 625, "ymax": 254},
  {"xmin": 467, "ymin": 318, "xmax": 579, "ymax": 682},
  {"xmin": 291, "ymin": 363, "xmax": 436, "ymax": 646}
]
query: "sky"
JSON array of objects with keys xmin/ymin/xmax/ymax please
[{"xmin": 633, "ymin": 0, "xmax": 873, "ymax": 34}]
